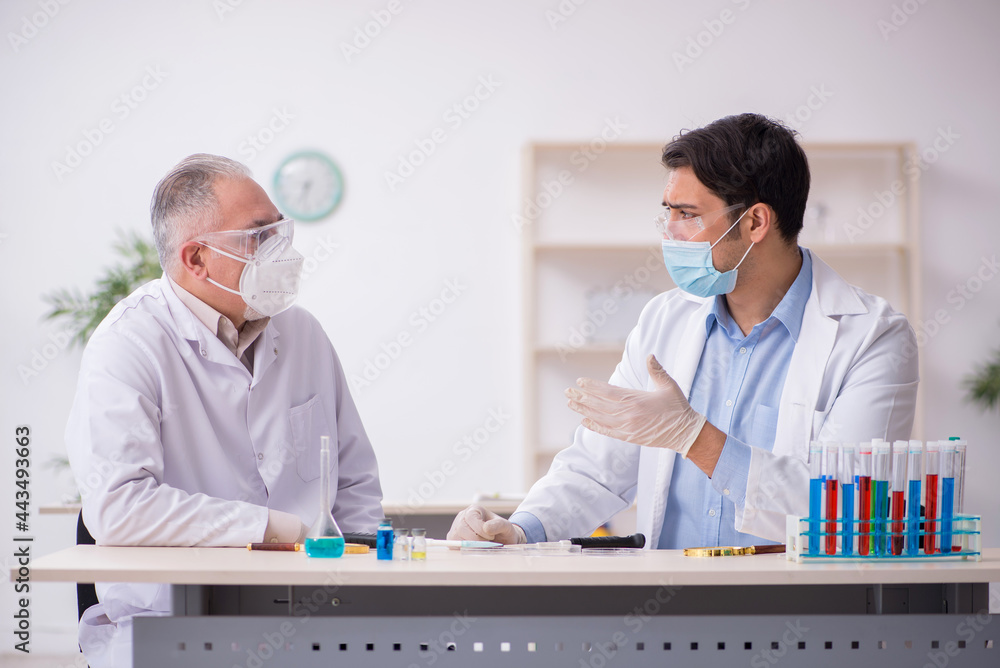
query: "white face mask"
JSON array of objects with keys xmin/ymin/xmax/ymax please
[{"xmin": 204, "ymin": 236, "xmax": 304, "ymax": 317}]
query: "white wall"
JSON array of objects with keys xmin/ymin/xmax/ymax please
[{"xmin": 3, "ymin": 0, "xmax": 999, "ymax": 652}]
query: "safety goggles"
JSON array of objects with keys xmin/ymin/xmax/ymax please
[
  {"xmin": 653, "ymin": 203, "xmax": 744, "ymax": 242},
  {"xmin": 193, "ymin": 218, "xmax": 294, "ymax": 261}
]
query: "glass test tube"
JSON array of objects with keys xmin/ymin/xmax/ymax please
[
  {"xmin": 940, "ymin": 443, "xmax": 956, "ymax": 551},
  {"xmin": 924, "ymin": 442, "xmax": 940, "ymax": 554},
  {"xmin": 951, "ymin": 439, "xmax": 967, "ymax": 553},
  {"xmin": 873, "ymin": 442, "xmax": 890, "ymax": 556},
  {"xmin": 840, "ymin": 445, "xmax": 856, "ymax": 556},
  {"xmin": 824, "ymin": 444, "xmax": 840, "ymax": 555},
  {"xmin": 906, "ymin": 440, "xmax": 922, "ymax": 556},
  {"xmin": 858, "ymin": 443, "xmax": 872, "ymax": 556},
  {"xmin": 808, "ymin": 441, "xmax": 823, "ymax": 556},
  {"xmin": 890, "ymin": 441, "xmax": 908, "ymax": 556}
]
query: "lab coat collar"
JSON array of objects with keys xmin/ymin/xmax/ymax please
[
  {"xmin": 158, "ymin": 276, "xmax": 283, "ymax": 379},
  {"xmin": 806, "ymin": 248, "xmax": 868, "ymax": 317}
]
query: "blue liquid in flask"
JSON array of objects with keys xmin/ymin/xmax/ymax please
[{"xmin": 305, "ymin": 536, "xmax": 345, "ymax": 558}]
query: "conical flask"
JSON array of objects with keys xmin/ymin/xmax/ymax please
[{"xmin": 304, "ymin": 436, "xmax": 345, "ymax": 558}]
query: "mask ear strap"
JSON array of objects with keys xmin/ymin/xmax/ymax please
[
  {"xmin": 201, "ymin": 242, "xmax": 250, "ymax": 264},
  {"xmin": 733, "ymin": 239, "xmax": 755, "ymax": 270},
  {"xmin": 206, "ymin": 277, "xmax": 241, "ymax": 296},
  {"xmin": 710, "ymin": 206, "xmax": 751, "ymax": 250}
]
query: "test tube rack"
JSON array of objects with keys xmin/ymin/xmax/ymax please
[{"xmin": 785, "ymin": 513, "xmax": 982, "ymax": 563}]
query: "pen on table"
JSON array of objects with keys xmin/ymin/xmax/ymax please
[{"xmin": 248, "ymin": 543, "xmax": 302, "ymax": 551}]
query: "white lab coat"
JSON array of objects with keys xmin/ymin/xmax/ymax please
[
  {"xmin": 516, "ymin": 250, "xmax": 918, "ymax": 546},
  {"xmin": 66, "ymin": 277, "xmax": 383, "ymax": 666}
]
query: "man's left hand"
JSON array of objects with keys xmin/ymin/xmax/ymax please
[{"xmin": 565, "ymin": 354, "xmax": 707, "ymax": 458}]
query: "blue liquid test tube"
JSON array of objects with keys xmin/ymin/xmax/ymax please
[
  {"xmin": 873, "ymin": 442, "xmax": 890, "ymax": 556},
  {"xmin": 941, "ymin": 444, "xmax": 956, "ymax": 552},
  {"xmin": 808, "ymin": 441, "xmax": 823, "ymax": 556},
  {"xmin": 906, "ymin": 440, "xmax": 922, "ymax": 556},
  {"xmin": 840, "ymin": 445, "xmax": 856, "ymax": 556}
]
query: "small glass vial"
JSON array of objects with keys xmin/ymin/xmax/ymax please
[
  {"xmin": 393, "ymin": 529, "xmax": 411, "ymax": 561},
  {"xmin": 410, "ymin": 528, "xmax": 427, "ymax": 561},
  {"xmin": 376, "ymin": 519, "xmax": 394, "ymax": 560}
]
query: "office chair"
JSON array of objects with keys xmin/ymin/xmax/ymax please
[{"xmin": 76, "ymin": 512, "xmax": 99, "ymax": 621}]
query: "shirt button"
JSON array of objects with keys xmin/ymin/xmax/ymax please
[
  {"xmin": 200, "ymin": 349, "xmax": 207, "ymax": 357},
  {"xmin": 740, "ymin": 347, "xmax": 747, "ymax": 354},
  {"xmin": 725, "ymin": 399, "xmax": 733, "ymax": 407},
  {"xmin": 708, "ymin": 509, "xmax": 717, "ymax": 517},
  {"xmin": 269, "ymin": 537, "xmax": 278, "ymax": 544},
  {"xmin": 723, "ymin": 489, "xmax": 730, "ymax": 496},
  {"xmin": 257, "ymin": 453, "xmax": 264, "ymax": 461}
]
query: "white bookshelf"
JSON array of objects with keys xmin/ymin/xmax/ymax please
[{"xmin": 520, "ymin": 141, "xmax": 922, "ymax": 488}]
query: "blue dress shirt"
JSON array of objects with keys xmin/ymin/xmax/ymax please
[
  {"xmin": 512, "ymin": 250, "xmax": 812, "ymax": 547},
  {"xmin": 658, "ymin": 249, "xmax": 812, "ymax": 548}
]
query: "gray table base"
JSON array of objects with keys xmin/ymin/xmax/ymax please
[{"xmin": 138, "ymin": 583, "xmax": 997, "ymax": 667}]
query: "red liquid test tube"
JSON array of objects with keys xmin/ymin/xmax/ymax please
[
  {"xmin": 858, "ymin": 443, "xmax": 872, "ymax": 556},
  {"xmin": 825, "ymin": 445, "xmax": 840, "ymax": 555},
  {"xmin": 925, "ymin": 442, "xmax": 939, "ymax": 554}
]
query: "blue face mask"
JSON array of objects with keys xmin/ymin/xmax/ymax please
[{"xmin": 661, "ymin": 207, "xmax": 753, "ymax": 298}]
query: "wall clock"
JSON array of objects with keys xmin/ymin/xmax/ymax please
[{"xmin": 273, "ymin": 150, "xmax": 344, "ymax": 221}]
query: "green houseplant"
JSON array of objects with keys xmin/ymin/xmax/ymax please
[
  {"xmin": 965, "ymin": 346, "xmax": 1000, "ymax": 413},
  {"xmin": 43, "ymin": 229, "xmax": 161, "ymax": 502},
  {"xmin": 44, "ymin": 229, "xmax": 162, "ymax": 346}
]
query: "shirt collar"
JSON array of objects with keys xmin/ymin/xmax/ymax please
[
  {"xmin": 166, "ymin": 275, "xmax": 270, "ymax": 358},
  {"xmin": 704, "ymin": 247, "xmax": 813, "ymax": 342},
  {"xmin": 167, "ymin": 275, "xmax": 223, "ymax": 337}
]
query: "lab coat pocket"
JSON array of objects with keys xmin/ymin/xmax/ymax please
[
  {"xmin": 751, "ymin": 404, "xmax": 780, "ymax": 450},
  {"xmin": 288, "ymin": 395, "xmax": 334, "ymax": 482},
  {"xmin": 812, "ymin": 407, "xmax": 833, "ymax": 442}
]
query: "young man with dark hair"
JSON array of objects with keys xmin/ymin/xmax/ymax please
[{"xmin": 451, "ymin": 113, "xmax": 918, "ymax": 548}]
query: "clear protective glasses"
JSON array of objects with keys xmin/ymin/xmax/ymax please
[
  {"xmin": 193, "ymin": 218, "xmax": 294, "ymax": 261},
  {"xmin": 653, "ymin": 203, "xmax": 745, "ymax": 242}
]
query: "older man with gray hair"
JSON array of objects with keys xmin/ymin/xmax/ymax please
[{"xmin": 66, "ymin": 154, "xmax": 383, "ymax": 667}]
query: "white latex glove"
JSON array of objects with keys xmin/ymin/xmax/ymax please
[
  {"xmin": 565, "ymin": 354, "xmax": 708, "ymax": 458},
  {"xmin": 447, "ymin": 505, "xmax": 526, "ymax": 544}
]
